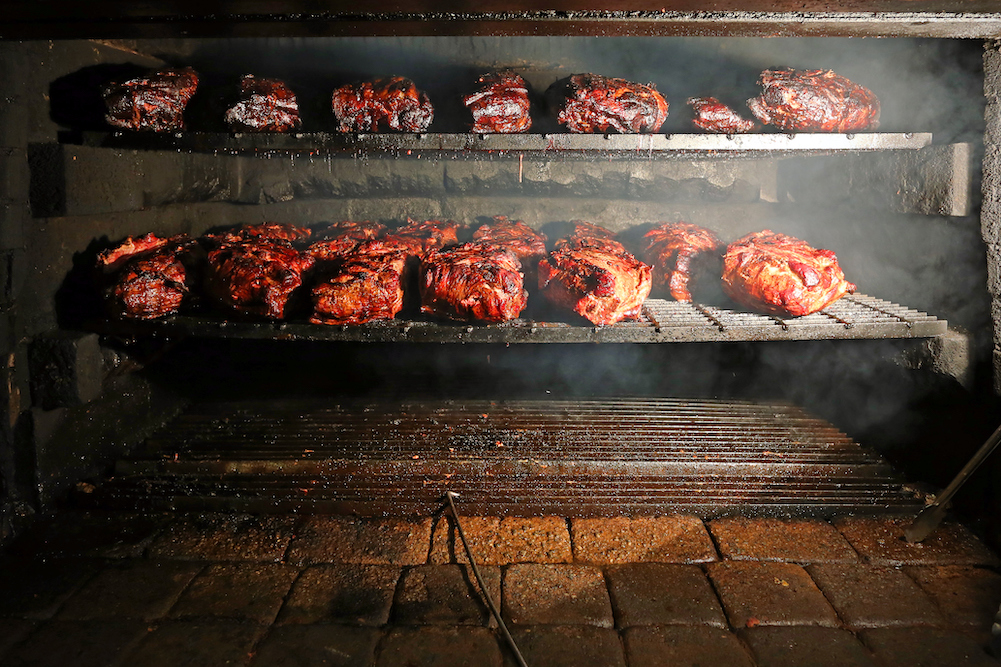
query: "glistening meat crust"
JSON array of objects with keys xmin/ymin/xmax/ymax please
[
  {"xmin": 103, "ymin": 68, "xmax": 199, "ymax": 132},
  {"xmin": 641, "ymin": 222, "xmax": 724, "ymax": 302},
  {"xmin": 225, "ymin": 75, "xmax": 301, "ymax": 133},
  {"xmin": 307, "ymin": 221, "xmax": 388, "ymax": 263},
  {"xmin": 331, "ymin": 76, "xmax": 434, "ymax": 132},
  {"xmin": 99, "ymin": 233, "xmax": 197, "ymax": 320},
  {"xmin": 539, "ymin": 223, "xmax": 652, "ymax": 325},
  {"xmin": 687, "ymin": 97, "xmax": 757, "ymax": 134},
  {"xmin": 552, "ymin": 73, "xmax": 668, "ymax": 134},
  {"xmin": 310, "ymin": 242, "xmax": 408, "ymax": 325},
  {"xmin": 721, "ymin": 230, "xmax": 856, "ymax": 317},
  {"xmin": 204, "ymin": 223, "xmax": 314, "ymax": 319},
  {"xmin": 464, "ymin": 70, "xmax": 532, "ymax": 133},
  {"xmin": 420, "ymin": 243, "xmax": 527, "ymax": 323},
  {"xmin": 386, "ymin": 219, "xmax": 463, "ymax": 260},
  {"xmin": 746, "ymin": 68, "xmax": 880, "ymax": 133}
]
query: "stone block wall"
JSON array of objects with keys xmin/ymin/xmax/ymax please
[{"xmin": 982, "ymin": 41, "xmax": 1001, "ymax": 394}]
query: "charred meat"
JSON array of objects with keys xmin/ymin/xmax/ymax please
[
  {"xmin": 420, "ymin": 243, "xmax": 527, "ymax": 323},
  {"xmin": 311, "ymin": 241, "xmax": 408, "ymax": 325},
  {"xmin": 555, "ymin": 220, "xmax": 627, "ymax": 254},
  {"xmin": 746, "ymin": 68, "xmax": 880, "ymax": 133},
  {"xmin": 98, "ymin": 233, "xmax": 197, "ymax": 320},
  {"xmin": 641, "ymin": 222, "xmax": 724, "ymax": 302},
  {"xmin": 721, "ymin": 230, "xmax": 856, "ymax": 317},
  {"xmin": 307, "ymin": 221, "xmax": 388, "ymax": 264},
  {"xmin": 687, "ymin": 97, "xmax": 757, "ymax": 134},
  {"xmin": 549, "ymin": 73, "xmax": 668, "ymax": 134},
  {"xmin": 471, "ymin": 216, "xmax": 547, "ymax": 266},
  {"xmin": 204, "ymin": 224, "xmax": 314, "ymax": 319},
  {"xmin": 224, "ymin": 75, "xmax": 301, "ymax": 133},
  {"xmin": 539, "ymin": 224, "xmax": 652, "ymax": 325},
  {"xmin": 385, "ymin": 218, "xmax": 463, "ymax": 260},
  {"xmin": 209, "ymin": 222, "xmax": 312, "ymax": 245},
  {"xmin": 103, "ymin": 68, "xmax": 199, "ymax": 132},
  {"xmin": 331, "ymin": 76, "xmax": 434, "ymax": 132},
  {"xmin": 463, "ymin": 71, "xmax": 532, "ymax": 134}
]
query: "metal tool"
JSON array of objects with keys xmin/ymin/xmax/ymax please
[
  {"xmin": 905, "ymin": 422, "xmax": 1001, "ymax": 543},
  {"xmin": 445, "ymin": 491, "xmax": 528, "ymax": 667}
]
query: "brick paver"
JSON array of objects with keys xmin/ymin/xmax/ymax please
[
  {"xmin": 148, "ymin": 513, "xmax": 296, "ymax": 562},
  {"xmin": 707, "ymin": 561, "xmax": 840, "ymax": 628},
  {"xmin": 834, "ymin": 518, "xmax": 1000, "ymax": 566},
  {"xmin": 623, "ymin": 625, "xmax": 755, "ymax": 667},
  {"xmin": 286, "ymin": 516, "xmax": 432, "ymax": 566},
  {"xmin": 168, "ymin": 562, "xmax": 299, "ymax": 623},
  {"xmin": 905, "ymin": 565, "xmax": 1001, "ymax": 629},
  {"xmin": 429, "ymin": 515, "xmax": 572, "ymax": 565},
  {"xmin": 605, "ymin": 563, "xmax": 727, "ymax": 628},
  {"xmin": 710, "ymin": 517, "xmax": 859, "ymax": 563},
  {"xmin": 808, "ymin": 563, "xmax": 945, "ymax": 628},
  {"xmin": 55, "ymin": 559, "xmax": 203, "ymax": 621},
  {"xmin": 570, "ymin": 515, "xmax": 718, "ymax": 564},
  {"xmin": 394, "ymin": 564, "xmax": 501, "ymax": 626},
  {"xmin": 375, "ymin": 626, "xmax": 503, "ymax": 667},
  {"xmin": 277, "ymin": 564, "xmax": 401, "ymax": 626},
  {"xmin": 740, "ymin": 626, "xmax": 877, "ymax": 667},
  {"xmin": 120, "ymin": 619, "xmax": 266, "ymax": 667},
  {"xmin": 860, "ymin": 627, "xmax": 1001, "ymax": 666},
  {"xmin": 506, "ymin": 625, "xmax": 626, "ymax": 667},
  {"xmin": 0, "ymin": 557, "xmax": 100, "ymax": 619},
  {"xmin": 502, "ymin": 564, "xmax": 614, "ymax": 627},
  {"xmin": 0, "ymin": 619, "xmax": 148, "ymax": 667},
  {"xmin": 250, "ymin": 625, "xmax": 382, "ymax": 667}
]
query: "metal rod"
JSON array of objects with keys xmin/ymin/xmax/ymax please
[
  {"xmin": 905, "ymin": 422, "xmax": 1001, "ymax": 543},
  {"xmin": 445, "ymin": 491, "xmax": 528, "ymax": 667}
]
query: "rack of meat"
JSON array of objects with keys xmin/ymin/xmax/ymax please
[{"xmin": 92, "ymin": 221, "xmax": 948, "ymax": 344}]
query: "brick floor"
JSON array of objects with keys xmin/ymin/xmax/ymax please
[
  {"xmin": 3, "ymin": 510, "xmax": 1001, "ymax": 666},
  {"xmin": 570, "ymin": 515, "xmax": 718, "ymax": 564},
  {"xmin": 605, "ymin": 563, "xmax": 727, "ymax": 628},
  {"xmin": 808, "ymin": 563, "xmax": 945, "ymax": 628},
  {"xmin": 707, "ymin": 561, "xmax": 841, "ymax": 628},
  {"xmin": 740, "ymin": 626, "xmax": 877, "ymax": 667},
  {"xmin": 834, "ymin": 518, "xmax": 1001, "ymax": 567},
  {"xmin": 55, "ymin": 559, "xmax": 203, "ymax": 621},
  {"xmin": 277, "ymin": 564, "xmax": 401, "ymax": 626},
  {"xmin": 250, "ymin": 625, "xmax": 382, "ymax": 667},
  {"xmin": 0, "ymin": 619, "xmax": 149, "ymax": 667},
  {"xmin": 148, "ymin": 513, "xmax": 296, "ymax": 562},
  {"xmin": 709, "ymin": 517, "xmax": 859, "ymax": 563},
  {"xmin": 506, "ymin": 625, "xmax": 626, "ymax": 667},
  {"xmin": 860, "ymin": 627, "xmax": 1001, "ymax": 667},
  {"xmin": 429, "ymin": 515, "xmax": 572, "ymax": 565},
  {"xmin": 167, "ymin": 562, "xmax": 300, "ymax": 623},
  {"xmin": 375, "ymin": 626, "xmax": 503, "ymax": 667},
  {"xmin": 286, "ymin": 516, "xmax": 432, "ymax": 566},
  {"xmin": 905, "ymin": 565, "xmax": 1001, "ymax": 629},
  {"xmin": 502, "ymin": 564, "xmax": 614, "ymax": 627},
  {"xmin": 121, "ymin": 619, "xmax": 266, "ymax": 667},
  {"xmin": 393, "ymin": 564, "xmax": 501, "ymax": 626},
  {"xmin": 622, "ymin": 625, "xmax": 756, "ymax": 667}
]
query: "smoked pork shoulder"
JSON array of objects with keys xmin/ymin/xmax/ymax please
[
  {"xmin": 641, "ymin": 222, "xmax": 724, "ymax": 302},
  {"xmin": 746, "ymin": 68, "xmax": 880, "ymax": 133},
  {"xmin": 721, "ymin": 230, "xmax": 856, "ymax": 317}
]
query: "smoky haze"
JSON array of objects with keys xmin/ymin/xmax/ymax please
[{"xmin": 115, "ymin": 35, "xmax": 994, "ymax": 486}]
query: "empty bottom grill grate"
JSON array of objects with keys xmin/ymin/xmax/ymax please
[{"xmin": 88, "ymin": 398, "xmax": 924, "ymax": 517}]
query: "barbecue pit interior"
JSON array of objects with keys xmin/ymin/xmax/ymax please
[{"xmin": 1, "ymin": 25, "xmax": 1000, "ymax": 545}]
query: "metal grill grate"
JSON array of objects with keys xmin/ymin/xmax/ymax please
[
  {"xmin": 100, "ymin": 294, "xmax": 945, "ymax": 344},
  {"xmin": 90, "ymin": 398, "xmax": 924, "ymax": 517}
]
